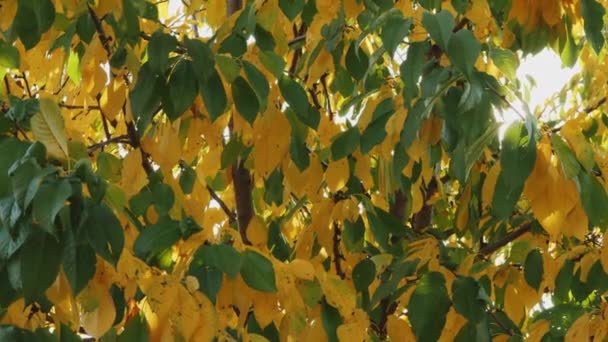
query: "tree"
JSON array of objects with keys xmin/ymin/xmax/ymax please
[{"xmin": 1, "ymin": 0, "xmax": 608, "ymax": 340}]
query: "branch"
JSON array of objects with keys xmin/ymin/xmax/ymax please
[
  {"xmin": 320, "ymin": 74, "xmax": 333, "ymax": 121},
  {"xmin": 59, "ymin": 103, "xmax": 101, "ymax": 110},
  {"xmin": 288, "ymin": 34, "xmax": 306, "ymax": 47},
  {"xmin": 207, "ymin": 185, "xmax": 237, "ymax": 223},
  {"xmin": 87, "ymin": 135, "xmax": 131, "ymax": 153},
  {"xmin": 88, "ymin": 5, "xmax": 112, "ymax": 57},
  {"xmin": 225, "ymin": 0, "xmax": 253, "ymax": 245},
  {"xmin": 3, "ymin": 74, "xmax": 11, "ymax": 96},
  {"xmin": 478, "ymin": 223, "xmax": 532, "ymax": 256},
  {"xmin": 21, "ymin": 72, "xmax": 33, "ymax": 98},
  {"xmin": 412, "ymin": 177, "xmax": 438, "ymax": 231},
  {"xmin": 332, "ymin": 223, "xmax": 345, "ymax": 279}
]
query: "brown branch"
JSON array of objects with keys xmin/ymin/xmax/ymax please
[
  {"xmin": 21, "ymin": 72, "xmax": 32, "ymax": 98},
  {"xmin": 288, "ymin": 35, "xmax": 306, "ymax": 46},
  {"xmin": 320, "ymin": 74, "xmax": 333, "ymax": 121},
  {"xmin": 412, "ymin": 177, "xmax": 438, "ymax": 231},
  {"xmin": 389, "ymin": 190, "xmax": 407, "ymax": 224},
  {"xmin": 207, "ymin": 185, "xmax": 237, "ymax": 223},
  {"xmin": 87, "ymin": 135, "xmax": 131, "ymax": 153},
  {"xmin": 478, "ymin": 223, "xmax": 532, "ymax": 256},
  {"xmin": 88, "ymin": 5, "xmax": 112, "ymax": 57},
  {"xmin": 3, "ymin": 74, "xmax": 11, "ymax": 96},
  {"xmin": 332, "ymin": 223, "xmax": 345, "ymax": 279},
  {"xmin": 584, "ymin": 97, "xmax": 607, "ymax": 113},
  {"xmin": 59, "ymin": 103, "xmax": 101, "ymax": 110},
  {"xmin": 224, "ymin": 0, "xmax": 254, "ymax": 245}
]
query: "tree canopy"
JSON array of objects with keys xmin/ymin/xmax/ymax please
[{"xmin": 1, "ymin": 0, "xmax": 608, "ymax": 340}]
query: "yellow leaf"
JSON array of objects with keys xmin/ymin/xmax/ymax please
[
  {"xmin": 527, "ymin": 320, "xmax": 551, "ymax": 342},
  {"xmin": 337, "ymin": 322, "xmax": 367, "ymax": 342},
  {"xmin": 31, "ymin": 97, "xmax": 69, "ymax": 160},
  {"xmin": 456, "ymin": 184, "xmax": 472, "ymax": 231},
  {"xmin": 288, "ymin": 259, "xmax": 316, "ymax": 280},
  {"xmin": 387, "ymin": 315, "xmax": 415, "ymax": 341},
  {"xmin": 247, "ymin": 217, "xmax": 268, "ymax": 247},
  {"xmin": 119, "ymin": 150, "xmax": 148, "ymax": 197},
  {"xmin": 79, "ymin": 284, "xmax": 116, "ymax": 339},
  {"xmin": 326, "ymin": 158, "xmax": 349, "ymax": 192},
  {"xmin": 565, "ymin": 314, "xmax": 590, "ymax": 342},
  {"xmin": 482, "ymin": 163, "xmax": 500, "ymax": 209}
]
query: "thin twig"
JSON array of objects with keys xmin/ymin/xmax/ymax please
[
  {"xmin": 288, "ymin": 35, "xmax": 306, "ymax": 47},
  {"xmin": 87, "ymin": 135, "xmax": 131, "ymax": 153},
  {"xmin": 489, "ymin": 310, "xmax": 515, "ymax": 336},
  {"xmin": 88, "ymin": 5, "xmax": 112, "ymax": 57},
  {"xmin": 320, "ymin": 74, "xmax": 333, "ymax": 121},
  {"xmin": 59, "ymin": 103, "xmax": 101, "ymax": 110},
  {"xmin": 96, "ymin": 95, "xmax": 112, "ymax": 141},
  {"xmin": 3, "ymin": 75, "xmax": 11, "ymax": 96},
  {"xmin": 478, "ymin": 223, "xmax": 532, "ymax": 256},
  {"xmin": 332, "ymin": 223, "xmax": 345, "ymax": 279},
  {"xmin": 206, "ymin": 185, "xmax": 237, "ymax": 223},
  {"xmin": 21, "ymin": 72, "xmax": 32, "ymax": 98}
]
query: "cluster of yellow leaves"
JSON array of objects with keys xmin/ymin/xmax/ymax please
[{"xmin": 524, "ymin": 136, "xmax": 588, "ymax": 239}]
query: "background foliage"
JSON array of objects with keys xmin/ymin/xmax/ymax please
[{"xmin": 1, "ymin": 0, "xmax": 608, "ymax": 340}]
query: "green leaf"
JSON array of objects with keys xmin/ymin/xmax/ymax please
[
  {"xmin": 133, "ymin": 217, "xmax": 181, "ymax": 262},
  {"xmin": 343, "ymin": 217, "xmax": 365, "ymax": 252},
  {"xmin": 191, "ymin": 244, "xmax": 242, "ymax": 279},
  {"xmin": 130, "ymin": 63, "xmax": 163, "ymax": 132},
  {"xmin": 400, "ymin": 41, "xmax": 430, "ymax": 103},
  {"xmin": 60, "ymin": 323, "xmax": 83, "ymax": 341},
  {"xmin": 32, "ymin": 98, "xmax": 69, "ymax": 160},
  {"xmin": 330, "ymin": 127, "xmax": 360, "ymax": 160},
  {"xmin": 581, "ymin": 0, "xmax": 606, "ymax": 54},
  {"xmin": 524, "ymin": 249, "xmax": 543, "ymax": 291},
  {"xmin": 243, "ymin": 61, "xmax": 270, "ymax": 111},
  {"xmin": 422, "ymin": 10, "xmax": 454, "ymax": 50},
  {"xmin": 240, "ymin": 250, "xmax": 277, "ymax": 292},
  {"xmin": 500, "ymin": 121, "xmax": 536, "ymax": 189},
  {"xmin": 279, "ymin": 0, "xmax": 305, "ymax": 20},
  {"xmin": 289, "ymin": 133, "xmax": 310, "ymax": 171},
  {"xmin": 179, "ymin": 167, "xmax": 196, "ymax": 194},
  {"xmin": 162, "ymin": 59, "xmax": 198, "ymax": 120},
  {"xmin": 554, "ymin": 259, "xmax": 574, "ymax": 301},
  {"xmin": 352, "ymin": 259, "xmax": 375, "ymax": 292},
  {"xmin": 21, "ymin": 230, "xmax": 61, "ymax": 301},
  {"xmin": 189, "ymin": 265, "xmax": 223, "ymax": 303},
  {"xmin": 62, "ymin": 230, "xmax": 96, "ymax": 295},
  {"xmin": 199, "ymin": 68, "xmax": 227, "ymax": 121},
  {"xmin": 15, "ymin": 0, "xmax": 56, "ymax": 50},
  {"xmin": 264, "ymin": 170, "xmax": 284, "ymax": 206},
  {"xmin": 380, "ymin": 13, "xmax": 411, "ymax": 57},
  {"xmin": 216, "ymin": 55, "xmax": 241, "ymax": 83},
  {"xmin": 407, "ymin": 272, "xmax": 451, "ymax": 342},
  {"xmin": 345, "ymin": 42, "xmax": 369, "ymax": 81},
  {"xmin": 491, "ymin": 171, "xmax": 524, "ymax": 219},
  {"xmin": 185, "ymin": 38, "xmax": 215, "ymax": 82},
  {"xmin": 84, "ymin": 203, "xmax": 124, "ymax": 266},
  {"xmin": 279, "ymin": 77, "xmax": 319, "ymax": 129},
  {"xmin": 489, "ymin": 48, "xmax": 519, "ymax": 80},
  {"xmin": 451, "ymin": 0, "xmax": 469, "ymax": 13},
  {"xmin": 452, "ymin": 277, "xmax": 485, "ymax": 322},
  {"xmin": 232, "ymin": 76, "xmax": 260, "ymax": 125},
  {"xmin": 32, "ymin": 179, "xmax": 72, "ymax": 233},
  {"xmin": 321, "ymin": 300, "xmax": 342, "ymax": 342},
  {"xmin": 0, "ymin": 40, "xmax": 20, "ymax": 69},
  {"xmin": 447, "ymin": 29, "xmax": 481, "ymax": 77},
  {"xmin": 360, "ymin": 99, "xmax": 394, "ymax": 154},
  {"xmin": 118, "ymin": 314, "xmax": 149, "ymax": 342},
  {"xmin": 577, "ymin": 172, "xmax": 608, "ymax": 227},
  {"xmin": 551, "ymin": 134, "xmax": 581, "ymax": 179},
  {"xmin": 97, "ymin": 152, "xmax": 123, "ymax": 183},
  {"xmin": 147, "ymin": 30, "xmax": 177, "ymax": 74}
]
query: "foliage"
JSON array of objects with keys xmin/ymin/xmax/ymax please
[{"xmin": 1, "ymin": 0, "xmax": 608, "ymax": 340}]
